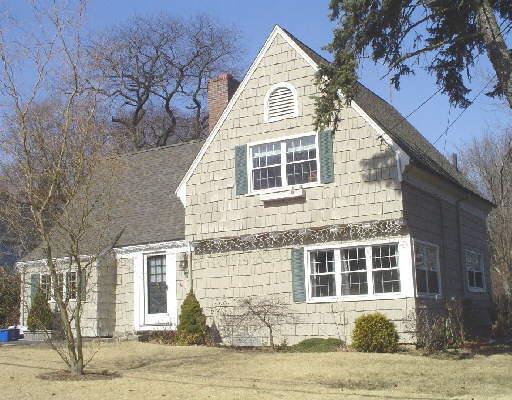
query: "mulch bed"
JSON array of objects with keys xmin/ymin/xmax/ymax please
[{"xmin": 37, "ymin": 370, "xmax": 120, "ymax": 381}]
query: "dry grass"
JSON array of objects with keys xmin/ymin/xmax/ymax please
[{"xmin": 1, "ymin": 341, "xmax": 511, "ymax": 399}]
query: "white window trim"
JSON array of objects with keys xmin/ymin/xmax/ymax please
[
  {"xmin": 465, "ymin": 249, "xmax": 486, "ymax": 293},
  {"xmin": 413, "ymin": 240, "xmax": 442, "ymax": 298},
  {"xmin": 304, "ymin": 236, "xmax": 414, "ymax": 303},
  {"xmin": 263, "ymin": 82, "xmax": 299, "ymax": 123},
  {"xmin": 246, "ymin": 131, "xmax": 321, "ymax": 195}
]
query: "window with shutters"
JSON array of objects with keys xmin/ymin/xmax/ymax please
[
  {"xmin": 414, "ymin": 241, "xmax": 441, "ymax": 296},
  {"xmin": 249, "ymin": 134, "xmax": 318, "ymax": 192},
  {"xmin": 264, "ymin": 83, "xmax": 298, "ymax": 122},
  {"xmin": 305, "ymin": 242, "xmax": 402, "ymax": 302},
  {"xmin": 465, "ymin": 250, "xmax": 486, "ymax": 292}
]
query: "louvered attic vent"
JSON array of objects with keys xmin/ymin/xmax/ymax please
[{"xmin": 264, "ymin": 83, "xmax": 298, "ymax": 122}]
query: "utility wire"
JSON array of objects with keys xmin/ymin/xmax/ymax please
[
  {"xmin": 433, "ymin": 75, "xmax": 496, "ymax": 145},
  {"xmin": 387, "ymin": 86, "xmax": 444, "ymax": 133}
]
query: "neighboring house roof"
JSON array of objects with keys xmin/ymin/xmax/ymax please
[
  {"xmin": 22, "ymin": 140, "xmax": 204, "ymax": 262},
  {"xmin": 178, "ymin": 25, "xmax": 490, "ymax": 206},
  {"xmin": 282, "ymin": 27, "xmax": 490, "ymax": 205}
]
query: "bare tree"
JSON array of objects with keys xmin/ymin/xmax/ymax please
[
  {"xmin": 0, "ymin": 1, "xmax": 120, "ymax": 375},
  {"xmin": 219, "ymin": 296, "xmax": 298, "ymax": 350},
  {"xmin": 460, "ymin": 125, "xmax": 512, "ymax": 296},
  {"xmin": 88, "ymin": 14, "xmax": 242, "ymax": 150}
]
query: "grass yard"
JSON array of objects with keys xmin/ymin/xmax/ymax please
[{"xmin": 1, "ymin": 341, "xmax": 511, "ymax": 400}]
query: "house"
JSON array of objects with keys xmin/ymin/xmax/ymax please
[{"xmin": 17, "ymin": 26, "xmax": 493, "ymax": 344}]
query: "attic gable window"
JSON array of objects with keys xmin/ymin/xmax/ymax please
[
  {"xmin": 250, "ymin": 134, "xmax": 318, "ymax": 192},
  {"xmin": 264, "ymin": 82, "xmax": 298, "ymax": 122}
]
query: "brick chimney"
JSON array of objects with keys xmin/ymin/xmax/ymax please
[{"xmin": 207, "ymin": 73, "xmax": 239, "ymax": 133}]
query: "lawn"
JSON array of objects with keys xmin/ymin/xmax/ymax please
[{"xmin": 1, "ymin": 341, "xmax": 511, "ymax": 400}]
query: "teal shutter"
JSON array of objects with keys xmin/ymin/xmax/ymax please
[
  {"xmin": 291, "ymin": 248, "xmax": 306, "ymax": 302},
  {"xmin": 319, "ymin": 130, "xmax": 334, "ymax": 184},
  {"xmin": 30, "ymin": 273, "xmax": 40, "ymax": 299},
  {"xmin": 235, "ymin": 144, "xmax": 248, "ymax": 195}
]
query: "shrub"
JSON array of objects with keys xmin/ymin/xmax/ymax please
[
  {"xmin": 148, "ymin": 330, "xmax": 177, "ymax": 345},
  {"xmin": 352, "ymin": 313, "xmax": 399, "ymax": 353},
  {"xmin": 408, "ymin": 300, "xmax": 466, "ymax": 354},
  {"xmin": 0, "ymin": 270, "xmax": 20, "ymax": 327},
  {"xmin": 291, "ymin": 338, "xmax": 344, "ymax": 352},
  {"xmin": 27, "ymin": 290, "xmax": 53, "ymax": 331},
  {"xmin": 176, "ymin": 291, "xmax": 208, "ymax": 345}
]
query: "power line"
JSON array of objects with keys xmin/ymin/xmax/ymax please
[
  {"xmin": 433, "ymin": 75, "xmax": 496, "ymax": 145},
  {"xmin": 388, "ymin": 86, "xmax": 443, "ymax": 133}
]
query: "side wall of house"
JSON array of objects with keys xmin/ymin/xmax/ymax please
[
  {"xmin": 113, "ymin": 256, "xmax": 135, "ymax": 337},
  {"xmin": 403, "ymin": 168, "xmax": 492, "ymax": 334},
  {"xmin": 96, "ymin": 256, "xmax": 117, "ymax": 336}
]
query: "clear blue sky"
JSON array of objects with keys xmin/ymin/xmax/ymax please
[{"xmin": 13, "ymin": 0, "xmax": 512, "ymax": 155}]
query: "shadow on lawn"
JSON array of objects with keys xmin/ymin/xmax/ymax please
[{"xmin": 120, "ymin": 371, "xmax": 447, "ymax": 400}]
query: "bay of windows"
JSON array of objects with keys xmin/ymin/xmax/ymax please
[
  {"xmin": 250, "ymin": 135, "xmax": 318, "ymax": 191},
  {"xmin": 308, "ymin": 243, "xmax": 400, "ymax": 300}
]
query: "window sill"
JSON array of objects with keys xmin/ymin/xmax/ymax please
[
  {"xmin": 306, "ymin": 292, "xmax": 405, "ymax": 303},
  {"xmin": 468, "ymin": 287, "xmax": 486, "ymax": 294},
  {"xmin": 417, "ymin": 293, "xmax": 442, "ymax": 299},
  {"xmin": 246, "ymin": 182, "xmax": 322, "ymax": 199},
  {"xmin": 260, "ymin": 186, "xmax": 306, "ymax": 202}
]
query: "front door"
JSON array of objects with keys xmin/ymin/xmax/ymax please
[{"xmin": 143, "ymin": 253, "xmax": 174, "ymax": 325}]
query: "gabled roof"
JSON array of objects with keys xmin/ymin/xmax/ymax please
[
  {"xmin": 282, "ymin": 27, "xmax": 490, "ymax": 204},
  {"xmin": 177, "ymin": 25, "xmax": 490, "ymax": 205},
  {"xmin": 22, "ymin": 140, "xmax": 204, "ymax": 261}
]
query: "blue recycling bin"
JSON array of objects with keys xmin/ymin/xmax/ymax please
[
  {"xmin": 8, "ymin": 328, "xmax": 20, "ymax": 341},
  {"xmin": 0, "ymin": 329, "xmax": 8, "ymax": 343}
]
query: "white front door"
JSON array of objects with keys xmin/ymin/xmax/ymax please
[{"xmin": 143, "ymin": 252, "xmax": 176, "ymax": 326}]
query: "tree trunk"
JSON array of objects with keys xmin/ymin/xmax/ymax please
[
  {"xmin": 476, "ymin": 0, "xmax": 512, "ymax": 109},
  {"xmin": 268, "ymin": 325, "xmax": 274, "ymax": 350}
]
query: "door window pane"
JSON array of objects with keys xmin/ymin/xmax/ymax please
[{"xmin": 147, "ymin": 255, "xmax": 167, "ymax": 314}]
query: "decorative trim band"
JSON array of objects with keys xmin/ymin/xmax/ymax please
[
  {"xmin": 114, "ymin": 240, "xmax": 189, "ymax": 256},
  {"xmin": 193, "ymin": 219, "xmax": 407, "ymax": 254}
]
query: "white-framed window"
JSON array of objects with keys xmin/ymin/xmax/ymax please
[
  {"xmin": 249, "ymin": 134, "xmax": 318, "ymax": 192},
  {"xmin": 40, "ymin": 274, "xmax": 51, "ymax": 301},
  {"xmin": 465, "ymin": 250, "xmax": 485, "ymax": 292},
  {"xmin": 306, "ymin": 243, "xmax": 400, "ymax": 301},
  {"xmin": 54, "ymin": 273, "xmax": 64, "ymax": 300},
  {"xmin": 309, "ymin": 250, "xmax": 337, "ymax": 298},
  {"xmin": 66, "ymin": 271, "xmax": 77, "ymax": 300},
  {"xmin": 414, "ymin": 241, "xmax": 441, "ymax": 296},
  {"xmin": 372, "ymin": 244, "xmax": 401, "ymax": 294},
  {"xmin": 340, "ymin": 247, "xmax": 368, "ymax": 295},
  {"xmin": 264, "ymin": 82, "xmax": 298, "ymax": 122}
]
